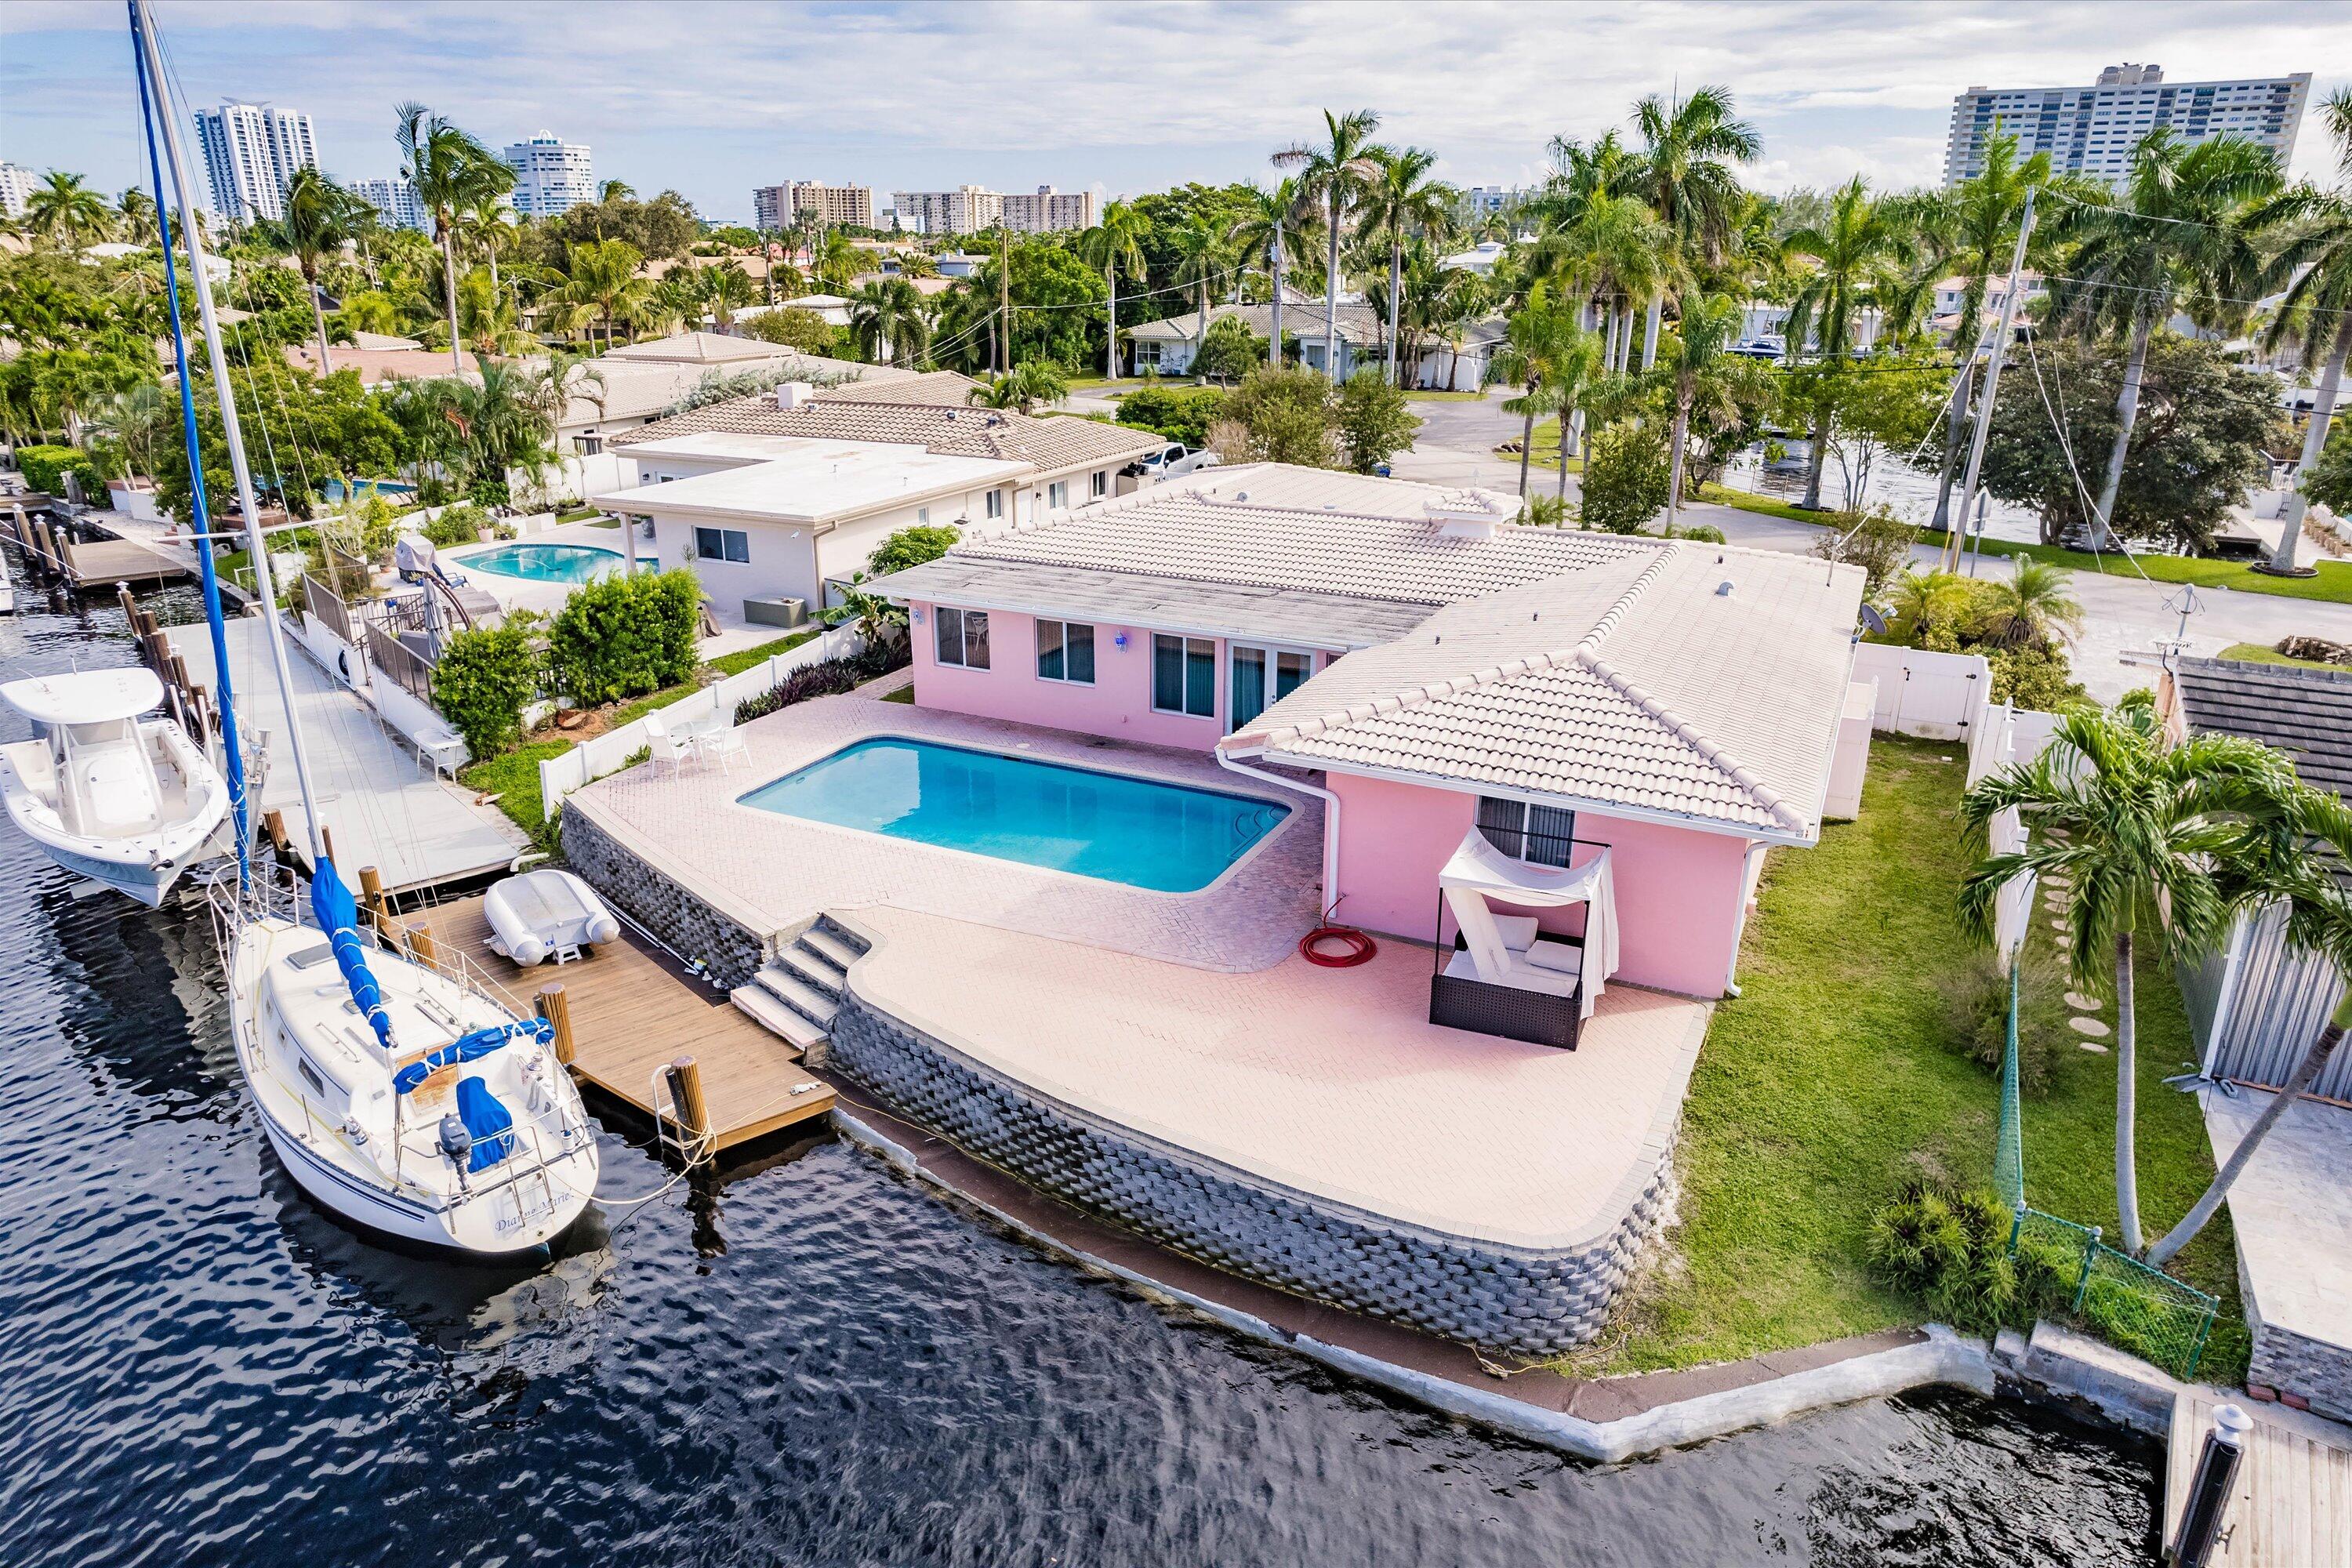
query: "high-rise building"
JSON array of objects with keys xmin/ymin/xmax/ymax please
[
  {"xmin": 0, "ymin": 162, "xmax": 34, "ymax": 220},
  {"xmin": 1944, "ymin": 64, "xmax": 2312, "ymax": 186},
  {"xmin": 192, "ymin": 100, "xmax": 318, "ymax": 224},
  {"xmin": 1000, "ymin": 185, "xmax": 1096, "ymax": 234},
  {"xmin": 890, "ymin": 185, "xmax": 1004, "ymax": 237},
  {"xmin": 500, "ymin": 132, "xmax": 595, "ymax": 218},
  {"xmin": 1461, "ymin": 186, "xmax": 1515, "ymax": 221},
  {"xmin": 751, "ymin": 180, "xmax": 875, "ymax": 231},
  {"xmin": 347, "ymin": 176, "xmax": 428, "ymax": 233}
]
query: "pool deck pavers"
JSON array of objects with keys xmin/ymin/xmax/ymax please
[{"xmin": 575, "ymin": 691, "xmax": 1324, "ymax": 971}]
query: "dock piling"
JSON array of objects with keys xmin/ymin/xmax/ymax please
[
  {"xmin": 2171, "ymin": 1403, "xmax": 2251, "ymax": 1568},
  {"xmin": 536, "ymin": 985, "xmax": 575, "ymax": 1068},
  {"xmin": 664, "ymin": 1056, "xmax": 713, "ymax": 1164}
]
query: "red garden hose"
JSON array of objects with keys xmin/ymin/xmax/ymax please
[{"xmin": 1300, "ymin": 924, "xmax": 1377, "ymax": 967}]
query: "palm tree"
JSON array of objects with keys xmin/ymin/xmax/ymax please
[
  {"xmin": 967, "ymin": 361, "xmax": 1068, "ymax": 416},
  {"xmin": 1078, "ymin": 200, "xmax": 1149, "ymax": 379},
  {"xmin": 1976, "ymin": 557, "xmax": 2085, "ymax": 648},
  {"xmin": 1359, "ymin": 146, "xmax": 1457, "ymax": 384},
  {"xmin": 697, "ymin": 261, "xmax": 757, "ymax": 333},
  {"xmin": 114, "ymin": 187, "xmax": 157, "ymax": 245},
  {"xmin": 1493, "ymin": 287, "xmax": 1582, "ymax": 496},
  {"xmin": 2053, "ymin": 129, "xmax": 2284, "ymax": 545},
  {"xmin": 1228, "ymin": 179, "xmax": 1315, "ymax": 368},
  {"xmin": 395, "ymin": 103, "xmax": 515, "ymax": 372},
  {"xmin": 558, "ymin": 238, "xmax": 650, "ymax": 348},
  {"xmin": 814, "ymin": 230, "xmax": 863, "ymax": 292},
  {"xmin": 2145, "ymin": 783, "xmax": 2352, "ymax": 1265},
  {"xmin": 848, "ymin": 277, "xmax": 929, "ymax": 364},
  {"xmin": 2262, "ymin": 89, "xmax": 2352, "ymax": 575},
  {"xmin": 1784, "ymin": 177, "xmax": 1915, "ymax": 508},
  {"xmin": 1960, "ymin": 697, "xmax": 2298, "ymax": 1253},
  {"xmin": 1626, "ymin": 85, "xmax": 1760, "ymax": 369},
  {"xmin": 1273, "ymin": 108, "xmax": 1388, "ymax": 381},
  {"xmin": 599, "ymin": 180, "xmax": 635, "ymax": 205},
  {"xmin": 1167, "ymin": 216, "xmax": 1228, "ymax": 367},
  {"xmin": 281, "ymin": 167, "xmax": 368, "ymax": 374},
  {"xmin": 24, "ymin": 172, "xmax": 111, "ymax": 250},
  {"xmin": 1651, "ymin": 292, "xmax": 1769, "ymax": 526}
]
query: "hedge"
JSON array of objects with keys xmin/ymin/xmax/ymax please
[
  {"xmin": 545, "ymin": 567, "xmax": 701, "ymax": 705},
  {"xmin": 16, "ymin": 445, "xmax": 106, "ymax": 500}
]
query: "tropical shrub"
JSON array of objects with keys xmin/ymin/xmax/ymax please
[
  {"xmin": 430, "ymin": 622, "xmax": 540, "ymax": 758},
  {"xmin": 1517, "ymin": 494, "xmax": 1570, "ymax": 528},
  {"xmin": 1867, "ymin": 1178, "xmax": 2019, "ymax": 1332},
  {"xmin": 1809, "ymin": 506, "xmax": 1921, "ymax": 600},
  {"xmin": 1192, "ymin": 315, "xmax": 1261, "ymax": 384},
  {"xmin": 546, "ymin": 567, "xmax": 701, "ymax": 704},
  {"xmin": 1938, "ymin": 949, "xmax": 2073, "ymax": 1096},
  {"xmin": 15, "ymin": 444, "xmax": 104, "ymax": 499},
  {"xmin": 1667, "ymin": 523, "xmax": 1726, "ymax": 543},
  {"xmin": 866, "ymin": 524, "xmax": 959, "ymax": 577},
  {"xmin": 733, "ymin": 644, "xmax": 905, "ymax": 724},
  {"xmin": 420, "ymin": 502, "xmax": 493, "ymax": 549},
  {"xmin": 1579, "ymin": 419, "xmax": 1671, "ymax": 534},
  {"xmin": 739, "ymin": 308, "xmax": 840, "ymax": 356},
  {"xmin": 1334, "ymin": 368, "xmax": 1421, "ymax": 475},
  {"xmin": 1210, "ymin": 365, "xmax": 1337, "ymax": 467},
  {"xmin": 1116, "ymin": 385, "xmax": 1226, "ymax": 449}
]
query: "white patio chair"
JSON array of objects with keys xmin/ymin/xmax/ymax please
[
  {"xmin": 639, "ymin": 710, "xmax": 696, "ymax": 777},
  {"xmin": 698, "ymin": 724, "xmax": 750, "ymax": 774}
]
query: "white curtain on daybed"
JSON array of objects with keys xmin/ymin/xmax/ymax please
[{"xmin": 1438, "ymin": 829, "xmax": 1621, "ymax": 1020}]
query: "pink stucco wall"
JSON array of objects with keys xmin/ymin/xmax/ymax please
[
  {"xmin": 906, "ymin": 602, "xmax": 1231, "ymax": 752},
  {"xmin": 1326, "ymin": 771, "xmax": 1759, "ymax": 999}
]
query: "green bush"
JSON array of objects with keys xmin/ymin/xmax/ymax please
[
  {"xmin": 1867, "ymin": 1177, "xmax": 2019, "ymax": 1332},
  {"xmin": 423, "ymin": 502, "xmax": 493, "ymax": 549},
  {"xmin": 1987, "ymin": 644, "xmax": 2088, "ymax": 710},
  {"xmin": 866, "ymin": 524, "xmax": 959, "ymax": 577},
  {"xmin": 431, "ymin": 622, "xmax": 541, "ymax": 757},
  {"xmin": 1580, "ymin": 419, "xmax": 1672, "ymax": 534},
  {"xmin": 1668, "ymin": 523, "xmax": 1727, "ymax": 543},
  {"xmin": 16, "ymin": 445, "xmax": 105, "ymax": 499},
  {"xmin": 546, "ymin": 567, "xmax": 701, "ymax": 705},
  {"xmin": 1335, "ymin": 368, "xmax": 1421, "ymax": 475},
  {"xmin": 1116, "ymin": 385, "xmax": 1227, "ymax": 448},
  {"xmin": 1937, "ymin": 949, "xmax": 2073, "ymax": 1096}
]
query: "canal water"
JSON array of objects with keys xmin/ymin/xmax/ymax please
[{"xmin": 0, "ymin": 583, "xmax": 2163, "ymax": 1566}]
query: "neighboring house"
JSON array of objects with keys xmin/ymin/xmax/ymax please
[
  {"xmin": 598, "ymin": 384, "xmax": 1163, "ymax": 619},
  {"xmin": 2167, "ymin": 655, "xmax": 2352, "ymax": 1103},
  {"xmin": 564, "ymin": 333, "xmax": 919, "ymax": 450},
  {"xmin": 873, "ymin": 464, "xmax": 1870, "ymax": 1013},
  {"xmin": 1127, "ymin": 299, "xmax": 1501, "ymax": 390}
]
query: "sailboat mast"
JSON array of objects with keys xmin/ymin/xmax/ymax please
[{"xmin": 130, "ymin": 0, "xmax": 328, "ymax": 864}]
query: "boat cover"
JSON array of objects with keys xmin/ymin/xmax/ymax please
[
  {"xmin": 311, "ymin": 858, "xmax": 392, "ymax": 1047},
  {"xmin": 454, "ymin": 1076, "xmax": 515, "ymax": 1171},
  {"xmin": 391, "ymin": 1016, "xmax": 553, "ymax": 1094},
  {"xmin": 0, "ymin": 666, "xmax": 165, "ymax": 727}
]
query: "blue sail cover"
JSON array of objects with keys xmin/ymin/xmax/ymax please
[
  {"xmin": 391, "ymin": 1018, "xmax": 554, "ymax": 1094},
  {"xmin": 454, "ymin": 1076, "xmax": 516, "ymax": 1172},
  {"xmin": 310, "ymin": 858, "xmax": 393, "ymax": 1048}
]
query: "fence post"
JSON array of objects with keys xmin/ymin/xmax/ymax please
[
  {"xmin": 2074, "ymin": 1225, "xmax": 2100, "ymax": 1312},
  {"xmin": 2185, "ymin": 1308, "xmax": 2216, "ymax": 1381}
]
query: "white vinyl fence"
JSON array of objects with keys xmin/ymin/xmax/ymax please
[
  {"xmin": 1965, "ymin": 700, "xmax": 2064, "ymax": 962},
  {"xmin": 1851, "ymin": 642, "xmax": 1991, "ymax": 742},
  {"xmin": 535, "ymin": 623, "xmax": 863, "ymax": 820}
]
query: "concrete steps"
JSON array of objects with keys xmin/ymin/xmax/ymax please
[
  {"xmin": 728, "ymin": 984, "xmax": 822, "ymax": 1054},
  {"xmin": 730, "ymin": 915, "xmax": 871, "ymax": 1049}
]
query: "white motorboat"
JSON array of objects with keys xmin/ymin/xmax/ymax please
[
  {"xmin": 220, "ymin": 877, "xmax": 600, "ymax": 1256},
  {"xmin": 130, "ymin": 0, "xmax": 598, "ymax": 1260},
  {"xmin": 0, "ymin": 666, "xmax": 230, "ymax": 906}
]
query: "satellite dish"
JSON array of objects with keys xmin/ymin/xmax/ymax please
[{"xmin": 1859, "ymin": 603, "xmax": 1890, "ymax": 636}]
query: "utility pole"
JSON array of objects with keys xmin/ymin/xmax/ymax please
[
  {"xmin": 997, "ymin": 226, "xmax": 1011, "ymax": 377},
  {"xmin": 1946, "ymin": 187, "xmax": 2035, "ymax": 573}
]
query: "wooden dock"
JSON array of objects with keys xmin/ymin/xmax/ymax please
[
  {"xmin": 409, "ymin": 892, "xmax": 835, "ymax": 1155},
  {"xmin": 2165, "ymin": 1391, "xmax": 2352, "ymax": 1566},
  {"xmin": 9, "ymin": 503, "xmax": 187, "ymax": 590}
]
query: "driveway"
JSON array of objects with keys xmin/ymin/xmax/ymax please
[{"xmin": 1393, "ymin": 394, "xmax": 1540, "ymax": 492}]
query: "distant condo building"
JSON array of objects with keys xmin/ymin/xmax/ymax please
[
  {"xmin": 1000, "ymin": 185, "xmax": 1096, "ymax": 234},
  {"xmin": 347, "ymin": 176, "xmax": 429, "ymax": 233},
  {"xmin": 1462, "ymin": 186, "xmax": 1515, "ymax": 220},
  {"xmin": 752, "ymin": 180, "xmax": 875, "ymax": 231},
  {"xmin": 891, "ymin": 183, "xmax": 1094, "ymax": 236},
  {"xmin": 0, "ymin": 162, "xmax": 34, "ymax": 220},
  {"xmin": 500, "ymin": 132, "xmax": 595, "ymax": 218},
  {"xmin": 1944, "ymin": 63, "xmax": 2312, "ymax": 186},
  {"xmin": 192, "ymin": 99, "xmax": 318, "ymax": 224}
]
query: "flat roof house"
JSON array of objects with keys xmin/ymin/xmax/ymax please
[
  {"xmin": 597, "ymin": 384, "xmax": 1164, "ymax": 622},
  {"xmin": 1127, "ymin": 300, "xmax": 1504, "ymax": 390},
  {"xmin": 876, "ymin": 464, "xmax": 1870, "ymax": 1023}
]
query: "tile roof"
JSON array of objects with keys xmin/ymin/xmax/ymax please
[
  {"xmin": 818, "ymin": 369, "xmax": 982, "ymax": 406},
  {"xmin": 615, "ymin": 392, "xmax": 1163, "ymax": 474},
  {"xmin": 2173, "ymin": 656, "xmax": 2352, "ymax": 797},
  {"xmin": 1128, "ymin": 299, "xmax": 1385, "ymax": 344}
]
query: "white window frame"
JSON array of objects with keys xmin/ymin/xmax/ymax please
[
  {"xmin": 1034, "ymin": 618, "xmax": 1095, "ymax": 685},
  {"xmin": 985, "ymin": 488, "xmax": 1004, "ymax": 520},
  {"xmin": 1152, "ymin": 633, "xmax": 1218, "ymax": 719},
  {"xmin": 1225, "ymin": 642, "xmax": 1318, "ymax": 734},
  {"xmin": 933, "ymin": 605, "xmax": 991, "ymax": 670},
  {"xmin": 1475, "ymin": 796, "xmax": 1578, "ymax": 869},
  {"xmin": 693, "ymin": 525, "xmax": 750, "ymax": 564},
  {"xmin": 1047, "ymin": 480, "xmax": 1069, "ymax": 510},
  {"xmin": 1089, "ymin": 469, "xmax": 1109, "ymax": 499}
]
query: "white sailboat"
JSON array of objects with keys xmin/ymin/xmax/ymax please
[
  {"xmin": 132, "ymin": 0, "xmax": 597, "ymax": 1256},
  {"xmin": 0, "ymin": 666, "xmax": 230, "ymax": 906}
]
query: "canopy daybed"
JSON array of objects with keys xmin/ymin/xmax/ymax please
[{"xmin": 1428, "ymin": 828, "xmax": 1620, "ymax": 1050}]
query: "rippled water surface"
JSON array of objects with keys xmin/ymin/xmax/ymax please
[{"xmin": 0, "ymin": 584, "xmax": 2163, "ymax": 1566}]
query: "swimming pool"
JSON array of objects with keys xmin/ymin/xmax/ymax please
[
  {"xmin": 738, "ymin": 739, "xmax": 1290, "ymax": 892},
  {"xmin": 455, "ymin": 543, "xmax": 630, "ymax": 585}
]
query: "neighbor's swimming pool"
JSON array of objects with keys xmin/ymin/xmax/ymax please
[
  {"xmin": 738, "ymin": 738, "xmax": 1290, "ymax": 892},
  {"xmin": 456, "ymin": 543, "xmax": 630, "ymax": 585}
]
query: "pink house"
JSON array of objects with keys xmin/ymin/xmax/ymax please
[{"xmin": 878, "ymin": 464, "xmax": 1870, "ymax": 1043}]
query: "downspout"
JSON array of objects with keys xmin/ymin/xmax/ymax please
[
  {"xmin": 1218, "ymin": 749, "xmax": 1341, "ymax": 921},
  {"xmin": 2200, "ymin": 909, "xmax": 2252, "ymax": 1081},
  {"xmin": 1720, "ymin": 840, "xmax": 1770, "ymax": 997}
]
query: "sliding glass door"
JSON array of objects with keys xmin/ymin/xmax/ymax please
[{"xmin": 1228, "ymin": 645, "xmax": 1315, "ymax": 732}]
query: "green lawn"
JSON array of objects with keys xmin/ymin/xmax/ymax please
[
  {"xmin": 1404, "ymin": 388, "xmax": 1490, "ymax": 402},
  {"xmin": 2219, "ymin": 641, "xmax": 2342, "ymax": 670},
  {"xmin": 880, "ymin": 683, "xmax": 916, "ymax": 704},
  {"xmin": 1573, "ymin": 737, "xmax": 2246, "ymax": 1381}
]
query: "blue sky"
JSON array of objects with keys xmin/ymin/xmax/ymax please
[{"xmin": 5, "ymin": 1, "xmax": 2348, "ymax": 220}]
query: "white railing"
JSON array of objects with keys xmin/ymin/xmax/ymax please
[{"xmin": 535, "ymin": 623, "xmax": 863, "ymax": 820}]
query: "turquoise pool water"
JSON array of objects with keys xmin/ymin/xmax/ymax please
[
  {"xmin": 738, "ymin": 739, "xmax": 1290, "ymax": 892},
  {"xmin": 456, "ymin": 543, "xmax": 629, "ymax": 585}
]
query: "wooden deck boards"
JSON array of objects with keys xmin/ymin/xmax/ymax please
[
  {"xmin": 412, "ymin": 894, "xmax": 833, "ymax": 1152},
  {"xmin": 60, "ymin": 536, "xmax": 189, "ymax": 588},
  {"xmin": 2165, "ymin": 1391, "xmax": 2352, "ymax": 1567}
]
